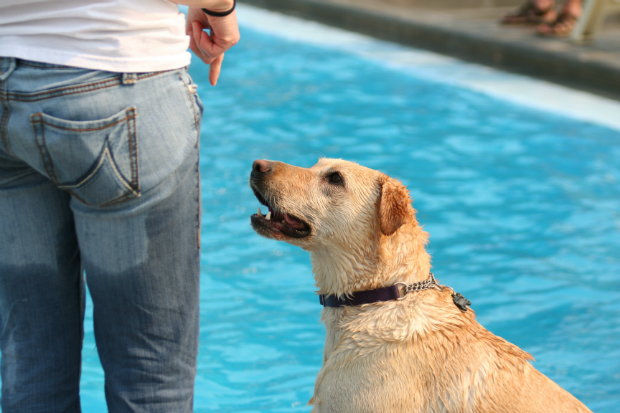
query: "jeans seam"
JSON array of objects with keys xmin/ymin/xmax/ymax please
[
  {"xmin": 179, "ymin": 72, "xmax": 199, "ymax": 131},
  {"xmin": 196, "ymin": 151, "xmax": 201, "ymax": 250},
  {"xmin": 180, "ymin": 73, "xmax": 201, "ymax": 249},
  {"xmin": 102, "ymin": 191, "xmax": 138, "ymax": 206},
  {"xmin": 31, "ymin": 114, "xmax": 60, "ymax": 183},
  {"xmin": 126, "ymin": 107, "xmax": 140, "ymax": 194},
  {"xmin": 12, "ymin": 77, "xmax": 122, "ymax": 102},
  {"xmin": 0, "ymin": 85, "xmax": 16, "ymax": 157},
  {"xmin": 8, "ymin": 71, "xmax": 166, "ymax": 102},
  {"xmin": 36, "ymin": 112, "xmax": 135, "ymax": 132},
  {"xmin": 58, "ymin": 146, "xmax": 133, "ymax": 195},
  {"xmin": 68, "ymin": 190, "xmax": 89, "ymax": 205}
]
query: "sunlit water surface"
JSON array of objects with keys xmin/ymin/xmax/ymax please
[{"xmin": 2, "ymin": 22, "xmax": 619, "ymax": 413}]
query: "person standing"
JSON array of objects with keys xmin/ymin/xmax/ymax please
[{"xmin": 0, "ymin": 1, "xmax": 239, "ymax": 412}]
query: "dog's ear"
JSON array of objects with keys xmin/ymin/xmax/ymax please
[{"xmin": 378, "ymin": 175, "xmax": 414, "ymax": 236}]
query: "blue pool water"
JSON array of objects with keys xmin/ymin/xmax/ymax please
[{"xmin": 3, "ymin": 16, "xmax": 620, "ymax": 413}]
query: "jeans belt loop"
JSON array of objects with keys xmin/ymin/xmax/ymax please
[
  {"xmin": 121, "ymin": 73, "xmax": 138, "ymax": 85},
  {"xmin": 0, "ymin": 58, "xmax": 17, "ymax": 82}
]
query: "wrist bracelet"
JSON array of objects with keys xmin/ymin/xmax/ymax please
[{"xmin": 202, "ymin": 0, "xmax": 236, "ymax": 17}]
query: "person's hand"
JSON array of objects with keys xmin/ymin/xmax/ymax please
[{"xmin": 186, "ymin": 5, "xmax": 239, "ymax": 86}]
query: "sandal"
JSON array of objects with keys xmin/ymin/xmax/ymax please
[
  {"xmin": 500, "ymin": 1, "xmax": 557, "ymax": 25},
  {"xmin": 537, "ymin": 11, "xmax": 579, "ymax": 36}
]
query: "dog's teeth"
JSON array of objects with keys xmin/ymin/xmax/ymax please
[
  {"xmin": 257, "ymin": 208, "xmax": 263, "ymax": 217},
  {"xmin": 265, "ymin": 211, "xmax": 271, "ymax": 220}
]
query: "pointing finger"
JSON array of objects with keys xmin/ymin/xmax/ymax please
[{"xmin": 209, "ymin": 54, "xmax": 224, "ymax": 86}]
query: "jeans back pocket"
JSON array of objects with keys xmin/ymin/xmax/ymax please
[{"xmin": 31, "ymin": 107, "xmax": 140, "ymax": 206}]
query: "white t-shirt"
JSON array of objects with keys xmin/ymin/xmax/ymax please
[{"xmin": 0, "ymin": 0, "xmax": 191, "ymax": 72}]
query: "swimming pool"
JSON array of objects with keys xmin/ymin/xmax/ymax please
[{"xmin": 4, "ymin": 5, "xmax": 620, "ymax": 412}]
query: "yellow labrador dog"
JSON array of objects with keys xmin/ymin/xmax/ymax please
[{"xmin": 249, "ymin": 158, "xmax": 592, "ymax": 413}]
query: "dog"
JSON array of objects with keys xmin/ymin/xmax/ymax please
[{"xmin": 249, "ymin": 158, "xmax": 592, "ymax": 413}]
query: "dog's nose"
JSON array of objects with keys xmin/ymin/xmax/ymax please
[{"xmin": 252, "ymin": 159, "xmax": 272, "ymax": 174}]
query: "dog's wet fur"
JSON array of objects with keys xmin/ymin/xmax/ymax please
[{"xmin": 249, "ymin": 158, "xmax": 592, "ymax": 413}]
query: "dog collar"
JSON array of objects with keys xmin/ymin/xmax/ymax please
[{"xmin": 319, "ymin": 273, "xmax": 440, "ymax": 307}]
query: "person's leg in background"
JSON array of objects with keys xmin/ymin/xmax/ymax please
[{"xmin": 0, "ymin": 59, "xmax": 203, "ymax": 412}]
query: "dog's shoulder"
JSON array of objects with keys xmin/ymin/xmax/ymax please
[{"xmin": 323, "ymin": 288, "xmax": 535, "ymax": 375}]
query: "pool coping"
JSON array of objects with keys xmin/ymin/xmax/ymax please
[{"xmin": 239, "ymin": 0, "xmax": 620, "ymax": 101}]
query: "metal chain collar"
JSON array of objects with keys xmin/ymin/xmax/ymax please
[{"xmin": 395, "ymin": 272, "xmax": 441, "ymax": 299}]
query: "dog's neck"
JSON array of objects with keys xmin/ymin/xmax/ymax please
[{"xmin": 310, "ymin": 221, "xmax": 431, "ymax": 297}]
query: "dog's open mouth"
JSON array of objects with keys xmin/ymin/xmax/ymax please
[{"xmin": 250, "ymin": 187, "xmax": 311, "ymax": 239}]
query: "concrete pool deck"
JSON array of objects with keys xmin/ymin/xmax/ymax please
[{"xmin": 239, "ymin": 0, "xmax": 620, "ymax": 101}]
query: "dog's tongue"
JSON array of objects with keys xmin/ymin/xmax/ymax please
[{"xmin": 284, "ymin": 213, "xmax": 305, "ymax": 229}]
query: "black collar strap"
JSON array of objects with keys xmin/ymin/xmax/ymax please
[{"xmin": 320, "ymin": 273, "xmax": 439, "ymax": 307}]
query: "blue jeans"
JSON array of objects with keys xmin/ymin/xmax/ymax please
[{"xmin": 0, "ymin": 58, "xmax": 203, "ymax": 412}]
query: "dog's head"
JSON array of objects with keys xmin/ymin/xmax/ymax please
[
  {"xmin": 250, "ymin": 158, "xmax": 430, "ymax": 294},
  {"xmin": 249, "ymin": 158, "xmax": 415, "ymax": 249}
]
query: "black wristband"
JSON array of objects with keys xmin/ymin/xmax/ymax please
[{"xmin": 202, "ymin": 0, "xmax": 236, "ymax": 17}]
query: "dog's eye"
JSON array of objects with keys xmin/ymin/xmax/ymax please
[{"xmin": 328, "ymin": 172, "xmax": 343, "ymax": 185}]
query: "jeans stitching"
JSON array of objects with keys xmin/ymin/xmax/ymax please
[
  {"xmin": 68, "ymin": 189, "xmax": 88, "ymax": 204},
  {"xmin": 136, "ymin": 71, "xmax": 165, "ymax": 80},
  {"xmin": 11, "ymin": 78, "xmax": 121, "ymax": 102},
  {"xmin": 126, "ymin": 107, "xmax": 140, "ymax": 193},
  {"xmin": 38, "ymin": 113, "xmax": 135, "ymax": 132},
  {"xmin": 1, "ymin": 94, "xmax": 11, "ymax": 155},
  {"xmin": 31, "ymin": 110, "xmax": 140, "ymax": 206},
  {"xmin": 196, "ymin": 153, "xmax": 201, "ymax": 250},
  {"xmin": 8, "ymin": 72, "xmax": 165, "ymax": 102},
  {"xmin": 178, "ymin": 71, "xmax": 201, "ymax": 248},
  {"xmin": 0, "ymin": 80, "xmax": 17, "ymax": 157},
  {"xmin": 109, "ymin": 147, "xmax": 138, "ymax": 195},
  {"xmin": 179, "ymin": 73, "xmax": 199, "ymax": 130},
  {"xmin": 103, "ymin": 191, "xmax": 137, "ymax": 206},
  {"xmin": 57, "ymin": 146, "xmax": 135, "ymax": 195},
  {"xmin": 31, "ymin": 115, "xmax": 60, "ymax": 183}
]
